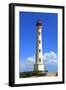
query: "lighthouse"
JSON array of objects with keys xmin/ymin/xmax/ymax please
[{"xmin": 34, "ymin": 20, "xmax": 44, "ymax": 72}]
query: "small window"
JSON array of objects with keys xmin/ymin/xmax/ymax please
[
  {"xmin": 38, "ymin": 40, "xmax": 41, "ymax": 43},
  {"xmin": 39, "ymin": 58, "xmax": 41, "ymax": 62},
  {"xmin": 38, "ymin": 32, "xmax": 40, "ymax": 35},
  {"xmin": 39, "ymin": 49, "xmax": 41, "ymax": 52}
]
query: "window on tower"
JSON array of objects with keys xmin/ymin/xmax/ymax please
[
  {"xmin": 39, "ymin": 49, "xmax": 41, "ymax": 52},
  {"xmin": 39, "ymin": 58, "xmax": 41, "ymax": 62},
  {"xmin": 38, "ymin": 32, "xmax": 40, "ymax": 35},
  {"xmin": 38, "ymin": 40, "xmax": 41, "ymax": 44}
]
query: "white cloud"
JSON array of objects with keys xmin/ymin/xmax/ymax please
[
  {"xmin": 26, "ymin": 51, "xmax": 57, "ymax": 65},
  {"xmin": 27, "ymin": 55, "xmax": 35, "ymax": 65},
  {"xmin": 43, "ymin": 51, "xmax": 57, "ymax": 64},
  {"xmin": 19, "ymin": 60, "xmax": 27, "ymax": 72},
  {"xmin": 20, "ymin": 51, "xmax": 57, "ymax": 72},
  {"xmin": 19, "ymin": 60, "xmax": 27, "ymax": 69},
  {"xmin": 19, "ymin": 59, "xmax": 34, "ymax": 72}
]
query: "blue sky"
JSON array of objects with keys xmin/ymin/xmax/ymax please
[{"xmin": 19, "ymin": 12, "xmax": 58, "ymax": 73}]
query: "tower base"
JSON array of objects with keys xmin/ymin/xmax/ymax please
[{"xmin": 34, "ymin": 64, "xmax": 44, "ymax": 72}]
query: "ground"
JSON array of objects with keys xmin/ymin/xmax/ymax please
[{"xmin": 20, "ymin": 71, "xmax": 58, "ymax": 78}]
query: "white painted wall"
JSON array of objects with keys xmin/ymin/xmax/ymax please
[
  {"xmin": 0, "ymin": 0, "xmax": 66, "ymax": 89},
  {"xmin": 36, "ymin": 27, "xmax": 43, "ymax": 64}
]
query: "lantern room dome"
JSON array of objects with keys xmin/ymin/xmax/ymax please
[{"xmin": 36, "ymin": 20, "xmax": 42, "ymax": 26}]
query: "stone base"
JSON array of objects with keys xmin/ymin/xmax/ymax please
[{"xmin": 34, "ymin": 64, "xmax": 44, "ymax": 71}]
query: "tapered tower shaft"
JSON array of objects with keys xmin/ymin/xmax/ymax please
[{"xmin": 34, "ymin": 20, "xmax": 44, "ymax": 71}]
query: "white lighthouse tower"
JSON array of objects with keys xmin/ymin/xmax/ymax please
[{"xmin": 34, "ymin": 20, "xmax": 44, "ymax": 72}]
